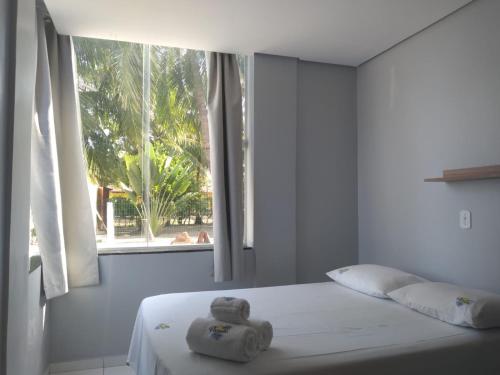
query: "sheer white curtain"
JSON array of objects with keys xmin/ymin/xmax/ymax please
[
  {"xmin": 206, "ymin": 52, "xmax": 244, "ymax": 282},
  {"xmin": 31, "ymin": 12, "xmax": 99, "ymax": 299}
]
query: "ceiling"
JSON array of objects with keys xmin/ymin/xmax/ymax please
[{"xmin": 45, "ymin": 0, "xmax": 472, "ymax": 66}]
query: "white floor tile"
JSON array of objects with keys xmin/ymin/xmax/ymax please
[
  {"xmin": 50, "ymin": 358, "xmax": 103, "ymax": 373},
  {"xmin": 55, "ymin": 369, "xmax": 103, "ymax": 375},
  {"xmin": 104, "ymin": 366, "xmax": 135, "ymax": 375},
  {"xmin": 103, "ymin": 355, "xmax": 128, "ymax": 367}
]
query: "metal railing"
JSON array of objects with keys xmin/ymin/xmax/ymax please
[{"xmin": 103, "ymin": 197, "xmax": 213, "ymax": 238}]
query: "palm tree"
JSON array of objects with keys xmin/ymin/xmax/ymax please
[
  {"xmin": 183, "ymin": 49, "xmax": 210, "ymax": 168},
  {"xmin": 75, "ymin": 38, "xmax": 141, "ymax": 229},
  {"xmin": 123, "ymin": 145, "xmax": 197, "ymax": 237}
]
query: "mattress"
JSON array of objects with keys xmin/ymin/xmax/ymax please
[{"xmin": 127, "ymin": 282, "xmax": 500, "ymax": 375}]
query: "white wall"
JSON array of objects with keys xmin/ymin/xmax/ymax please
[{"xmin": 358, "ymin": 0, "xmax": 500, "ymax": 293}]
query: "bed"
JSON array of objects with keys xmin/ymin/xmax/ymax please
[{"xmin": 127, "ymin": 282, "xmax": 500, "ymax": 375}]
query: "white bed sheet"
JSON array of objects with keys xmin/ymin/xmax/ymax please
[{"xmin": 128, "ymin": 282, "xmax": 500, "ymax": 375}]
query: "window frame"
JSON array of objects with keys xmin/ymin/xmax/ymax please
[
  {"xmin": 242, "ymin": 55, "xmax": 254, "ymax": 249},
  {"xmin": 75, "ymin": 39, "xmax": 253, "ymax": 255}
]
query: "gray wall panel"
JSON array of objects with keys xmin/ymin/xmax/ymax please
[
  {"xmin": 0, "ymin": 0, "xmax": 16, "ymax": 371},
  {"xmin": 253, "ymin": 54, "xmax": 298, "ymax": 286},
  {"xmin": 296, "ymin": 61, "xmax": 358, "ymax": 283},
  {"xmin": 6, "ymin": 0, "xmax": 41, "ymax": 374}
]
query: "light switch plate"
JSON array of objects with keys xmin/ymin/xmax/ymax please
[{"xmin": 459, "ymin": 210, "xmax": 471, "ymax": 230}]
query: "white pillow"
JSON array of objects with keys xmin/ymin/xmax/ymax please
[
  {"xmin": 326, "ymin": 264, "xmax": 426, "ymax": 298},
  {"xmin": 388, "ymin": 282, "xmax": 500, "ymax": 329}
]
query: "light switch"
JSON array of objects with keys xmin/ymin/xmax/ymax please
[{"xmin": 459, "ymin": 210, "xmax": 471, "ymax": 230}]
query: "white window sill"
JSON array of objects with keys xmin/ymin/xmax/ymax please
[
  {"xmin": 98, "ymin": 243, "xmax": 214, "ymax": 255},
  {"xmin": 29, "ymin": 253, "xmax": 42, "ymax": 273},
  {"xmin": 97, "ymin": 244, "xmax": 253, "ymax": 255},
  {"xmin": 29, "ymin": 243, "xmax": 42, "ymax": 272}
]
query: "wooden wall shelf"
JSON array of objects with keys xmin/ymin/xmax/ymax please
[{"xmin": 425, "ymin": 165, "xmax": 500, "ymax": 182}]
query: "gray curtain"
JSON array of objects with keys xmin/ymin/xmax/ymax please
[
  {"xmin": 31, "ymin": 12, "xmax": 99, "ymax": 299},
  {"xmin": 206, "ymin": 52, "xmax": 244, "ymax": 282}
]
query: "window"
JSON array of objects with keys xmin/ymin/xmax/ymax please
[{"xmin": 74, "ymin": 38, "xmax": 248, "ymax": 252}]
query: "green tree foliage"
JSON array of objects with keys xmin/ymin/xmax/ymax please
[
  {"xmin": 123, "ymin": 145, "xmax": 197, "ymax": 236},
  {"xmin": 74, "ymin": 37, "xmax": 211, "ymax": 236}
]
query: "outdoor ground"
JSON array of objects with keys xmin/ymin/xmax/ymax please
[{"xmin": 96, "ymin": 223, "xmax": 214, "ymax": 251}]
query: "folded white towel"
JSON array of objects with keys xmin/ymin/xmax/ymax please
[
  {"xmin": 210, "ymin": 297, "xmax": 250, "ymax": 324},
  {"xmin": 186, "ymin": 318, "xmax": 259, "ymax": 363},
  {"xmin": 245, "ymin": 320, "xmax": 273, "ymax": 351}
]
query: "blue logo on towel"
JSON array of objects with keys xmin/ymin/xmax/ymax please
[
  {"xmin": 209, "ymin": 324, "xmax": 232, "ymax": 340},
  {"xmin": 456, "ymin": 296, "xmax": 473, "ymax": 307}
]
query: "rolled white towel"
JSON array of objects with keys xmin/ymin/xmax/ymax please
[
  {"xmin": 245, "ymin": 320, "xmax": 273, "ymax": 351},
  {"xmin": 210, "ymin": 297, "xmax": 250, "ymax": 324},
  {"xmin": 186, "ymin": 318, "xmax": 259, "ymax": 363}
]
